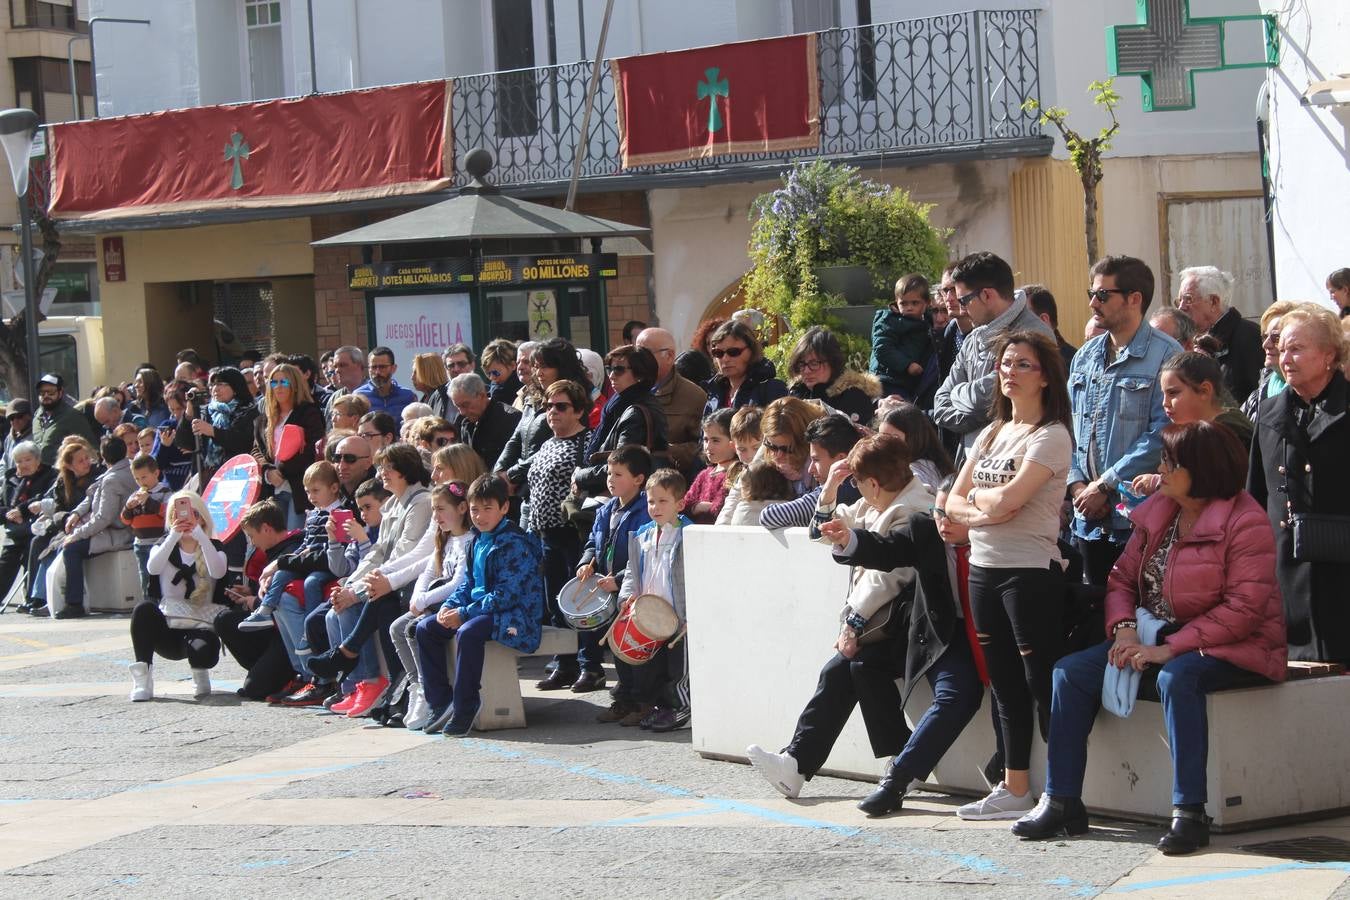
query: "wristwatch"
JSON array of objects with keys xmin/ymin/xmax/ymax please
[
  {"xmin": 1111, "ymin": 620, "xmax": 1138, "ymax": 637},
  {"xmin": 966, "ymin": 487, "xmax": 979, "ymax": 509},
  {"xmin": 845, "ymin": 611, "xmax": 867, "ymax": 637}
]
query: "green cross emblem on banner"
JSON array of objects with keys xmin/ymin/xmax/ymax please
[
  {"xmin": 697, "ymin": 68, "xmax": 729, "ymax": 134},
  {"xmin": 1106, "ymin": 0, "xmax": 1278, "ymax": 112},
  {"xmin": 224, "ymin": 131, "xmax": 251, "ymax": 190}
]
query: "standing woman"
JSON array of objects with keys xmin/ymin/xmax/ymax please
[
  {"xmin": 703, "ymin": 319, "xmax": 788, "ymax": 415},
  {"xmin": 411, "ymin": 353, "xmax": 451, "ymax": 420},
  {"xmin": 1242, "ymin": 300, "xmax": 1302, "ymax": 423},
  {"xmin": 786, "ymin": 326, "xmax": 881, "ymax": 425},
  {"xmin": 129, "ymin": 490, "xmax": 228, "ymax": 702},
  {"xmin": 527, "ymin": 379, "xmax": 593, "ymax": 689},
  {"xmin": 184, "ymin": 367, "xmax": 259, "ymax": 485},
  {"xmin": 252, "ymin": 362, "xmax": 326, "ymax": 530},
  {"xmin": 1249, "ymin": 304, "xmax": 1350, "ymax": 665},
  {"xmin": 943, "ymin": 330, "xmax": 1073, "ymax": 820},
  {"xmin": 126, "ymin": 368, "xmax": 170, "ymax": 428},
  {"xmin": 481, "ymin": 339, "xmax": 523, "ymax": 408},
  {"xmin": 572, "ymin": 346, "xmax": 666, "ymax": 496}
]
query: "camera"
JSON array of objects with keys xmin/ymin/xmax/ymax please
[{"xmin": 187, "ymin": 387, "xmax": 209, "ymax": 404}]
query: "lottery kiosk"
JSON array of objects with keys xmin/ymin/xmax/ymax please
[{"xmin": 313, "ymin": 149, "xmax": 649, "ymax": 356}]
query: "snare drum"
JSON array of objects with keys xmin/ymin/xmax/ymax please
[
  {"xmin": 605, "ymin": 593, "xmax": 680, "ymax": 665},
  {"xmin": 557, "ymin": 574, "xmax": 618, "ymax": 632}
]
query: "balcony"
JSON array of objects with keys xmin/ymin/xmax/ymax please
[{"xmin": 451, "ymin": 8, "xmax": 1047, "ymax": 193}]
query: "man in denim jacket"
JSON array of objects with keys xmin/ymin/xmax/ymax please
[{"xmin": 1068, "ymin": 256, "xmax": 1180, "ymax": 585}]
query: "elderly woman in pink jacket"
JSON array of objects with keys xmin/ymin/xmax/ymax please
[{"xmin": 1013, "ymin": 420, "xmax": 1285, "ymax": 855}]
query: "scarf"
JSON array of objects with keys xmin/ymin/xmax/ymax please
[
  {"xmin": 585, "ymin": 384, "xmax": 646, "ymax": 457},
  {"xmin": 203, "ymin": 399, "xmax": 238, "ymax": 469},
  {"xmin": 168, "ymin": 543, "xmax": 214, "ymax": 605}
]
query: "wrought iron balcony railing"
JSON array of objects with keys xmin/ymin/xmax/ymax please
[{"xmin": 450, "ymin": 8, "xmax": 1044, "ymax": 190}]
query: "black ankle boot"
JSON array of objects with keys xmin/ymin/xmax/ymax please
[
  {"xmin": 1011, "ymin": 794, "xmax": 1089, "ymax": 839},
  {"xmin": 1158, "ymin": 806, "xmax": 1210, "ymax": 855},
  {"xmin": 856, "ymin": 762, "xmax": 909, "ymax": 818}
]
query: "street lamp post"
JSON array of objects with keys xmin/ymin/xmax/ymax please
[{"xmin": 0, "ymin": 109, "xmax": 41, "ymax": 402}]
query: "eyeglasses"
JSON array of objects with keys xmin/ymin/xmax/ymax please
[
  {"xmin": 796, "ymin": 359, "xmax": 826, "ymax": 372},
  {"xmin": 358, "ymin": 430, "xmax": 382, "ymax": 439},
  {"xmin": 269, "ymin": 378, "xmax": 291, "ymax": 388},
  {"xmin": 368, "ymin": 363, "xmax": 392, "ymax": 373},
  {"xmin": 335, "ymin": 453, "xmax": 369, "ymax": 464},
  {"xmin": 763, "ymin": 440, "xmax": 793, "ymax": 456},
  {"xmin": 998, "ymin": 359, "xmax": 1042, "ymax": 374},
  {"xmin": 929, "ymin": 505, "xmax": 949, "ymax": 521},
  {"xmin": 1086, "ymin": 288, "xmax": 1127, "ymax": 303},
  {"xmin": 956, "ymin": 289, "xmax": 982, "ymax": 307},
  {"xmin": 711, "ymin": 346, "xmax": 746, "ymax": 359},
  {"xmin": 447, "ymin": 358, "xmax": 473, "ymax": 371},
  {"xmin": 938, "ymin": 285, "xmax": 957, "ymax": 296},
  {"xmin": 486, "ymin": 369, "xmax": 505, "ymax": 380},
  {"xmin": 432, "ymin": 436, "xmax": 454, "ymax": 447},
  {"xmin": 1262, "ymin": 331, "xmax": 1281, "ymax": 346},
  {"xmin": 605, "ymin": 365, "xmax": 630, "ymax": 377},
  {"xmin": 544, "ymin": 401, "xmax": 573, "ymax": 413}
]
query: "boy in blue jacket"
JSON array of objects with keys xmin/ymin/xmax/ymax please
[
  {"xmin": 870, "ymin": 273, "xmax": 937, "ymax": 401},
  {"xmin": 415, "ymin": 474, "xmax": 543, "ymax": 737},
  {"xmin": 575, "ymin": 444, "xmax": 654, "ymax": 713}
]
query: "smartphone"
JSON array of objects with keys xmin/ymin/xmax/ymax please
[
  {"xmin": 172, "ymin": 496, "xmax": 192, "ymax": 524},
  {"xmin": 331, "ymin": 509, "xmax": 355, "ymax": 542}
]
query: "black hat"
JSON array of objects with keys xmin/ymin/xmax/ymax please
[{"xmin": 5, "ymin": 398, "xmax": 31, "ymax": 418}]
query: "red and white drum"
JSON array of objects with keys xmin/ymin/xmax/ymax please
[{"xmin": 605, "ymin": 593, "xmax": 680, "ymax": 665}]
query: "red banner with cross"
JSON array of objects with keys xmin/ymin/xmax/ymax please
[
  {"xmin": 610, "ymin": 33, "xmax": 820, "ymax": 168},
  {"xmin": 47, "ymin": 80, "xmax": 453, "ymax": 221}
]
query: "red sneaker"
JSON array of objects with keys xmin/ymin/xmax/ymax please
[{"xmin": 343, "ymin": 676, "xmax": 390, "ymax": 718}]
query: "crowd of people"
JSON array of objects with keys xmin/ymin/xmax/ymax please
[{"xmin": 5, "ymin": 250, "xmax": 1348, "ymax": 855}]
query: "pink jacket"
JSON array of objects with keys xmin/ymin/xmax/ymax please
[{"xmin": 1106, "ymin": 491, "xmax": 1287, "ymax": 682}]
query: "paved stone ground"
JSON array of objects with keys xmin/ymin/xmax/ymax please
[{"xmin": 2, "ymin": 615, "xmax": 1349, "ymax": 899}]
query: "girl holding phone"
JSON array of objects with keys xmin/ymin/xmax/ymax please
[{"xmin": 129, "ymin": 491, "xmax": 228, "ymax": 703}]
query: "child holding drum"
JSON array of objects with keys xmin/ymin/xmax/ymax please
[
  {"xmin": 577, "ymin": 445, "xmax": 655, "ymax": 722},
  {"xmin": 614, "ymin": 468, "xmax": 692, "ymax": 733}
]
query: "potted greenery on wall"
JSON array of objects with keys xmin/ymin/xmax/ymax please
[{"xmin": 742, "ymin": 160, "xmax": 949, "ymax": 372}]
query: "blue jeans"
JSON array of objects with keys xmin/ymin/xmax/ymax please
[
  {"xmin": 325, "ymin": 604, "xmax": 378, "ymax": 689},
  {"xmin": 264, "ymin": 570, "xmax": 312, "ymax": 675},
  {"xmin": 890, "ymin": 635, "xmax": 985, "ymax": 783},
  {"xmin": 1046, "ymin": 640, "xmax": 1252, "ymax": 806},
  {"xmin": 133, "ymin": 543, "xmax": 155, "ymax": 604},
  {"xmin": 415, "ymin": 612, "xmax": 496, "ymax": 716},
  {"xmin": 60, "ymin": 538, "xmax": 91, "ymax": 608}
]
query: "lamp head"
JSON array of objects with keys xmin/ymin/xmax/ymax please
[{"xmin": 0, "ymin": 108, "xmax": 39, "ymax": 199}]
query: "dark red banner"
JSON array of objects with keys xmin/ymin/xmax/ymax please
[
  {"xmin": 611, "ymin": 33, "xmax": 820, "ymax": 168},
  {"xmin": 48, "ymin": 80, "xmax": 452, "ymax": 221}
]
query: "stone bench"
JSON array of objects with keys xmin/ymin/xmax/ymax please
[
  {"xmin": 685, "ymin": 525, "xmax": 1350, "ymax": 831},
  {"xmin": 448, "ymin": 625, "xmax": 579, "ymax": 732},
  {"xmin": 87, "ymin": 549, "xmax": 144, "ymax": 613}
]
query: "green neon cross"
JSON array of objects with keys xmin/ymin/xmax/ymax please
[
  {"xmin": 224, "ymin": 131, "xmax": 251, "ymax": 190},
  {"xmin": 1106, "ymin": 0, "xmax": 1278, "ymax": 112},
  {"xmin": 696, "ymin": 67, "xmax": 729, "ymax": 134}
]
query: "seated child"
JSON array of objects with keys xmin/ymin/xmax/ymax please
[
  {"xmin": 684, "ymin": 410, "xmax": 736, "ymax": 525},
  {"xmin": 231, "ymin": 500, "xmax": 305, "ymax": 701},
  {"xmin": 396, "ymin": 481, "xmax": 473, "ymax": 730},
  {"xmin": 576, "ymin": 445, "xmax": 654, "ymax": 716},
  {"xmin": 414, "ymin": 474, "xmax": 544, "ymax": 736},
  {"xmin": 714, "ymin": 407, "xmax": 763, "ymax": 525},
  {"xmin": 721, "ymin": 460, "xmax": 794, "ymax": 526},
  {"xmin": 615, "ymin": 468, "xmax": 692, "ymax": 733},
  {"xmin": 121, "ymin": 453, "xmax": 171, "ymax": 604},
  {"xmin": 760, "ymin": 414, "xmax": 863, "ymax": 531},
  {"xmin": 238, "ymin": 461, "xmax": 346, "ymax": 682}
]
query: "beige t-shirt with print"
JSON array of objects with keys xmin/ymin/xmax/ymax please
[{"xmin": 968, "ymin": 420, "xmax": 1071, "ymax": 569}]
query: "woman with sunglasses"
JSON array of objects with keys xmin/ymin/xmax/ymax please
[
  {"xmin": 572, "ymin": 346, "xmax": 667, "ymax": 497},
  {"xmin": 942, "ymin": 330, "xmax": 1073, "ymax": 822},
  {"xmin": 1241, "ymin": 300, "xmax": 1302, "ymax": 425},
  {"xmin": 786, "ymin": 326, "xmax": 880, "ymax": 425},
  {"xmin": 703, "ymin": 319, "xmax": 787, "ymax": 416},
  {"xmin": 523, "ymin": 379, "xmax": 595, "ymax": 685},
  {"xmin": 182, "ymin": 366, "xmax": 258, "ymax": 486},
  {"xmin": 410, "ymin": 353, "xmax": 451, "ymax": 420},
  {"xmin": 481, "ymin": 339, "xmax": 523, "ymax": 408},
  {"xmin": 252, "ymin": 363, "xmax": 326, "ymax": 530}
]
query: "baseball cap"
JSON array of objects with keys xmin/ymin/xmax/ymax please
[
  {"xmin": 38, "ymin": 373, "xmax": 63, "ymax": 389},
  {"xmin": 5, "ymin": 398, "xmax": 31, "ymax": 418}
]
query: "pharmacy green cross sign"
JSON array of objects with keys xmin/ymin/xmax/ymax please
[{"xmin": 1106, "ymin": 0, "xmax": 1278, "ymax": 112}]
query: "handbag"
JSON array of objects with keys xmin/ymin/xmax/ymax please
[
  {"xmin": 1281, "ymin": 439, "xmax": 1350, "ymax": 563},
  {"xmin": 856, "ymin": 599, "xmax": 899, "ymax": 645}
]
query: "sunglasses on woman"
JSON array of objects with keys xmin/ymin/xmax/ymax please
[
  {"xmin": 763, "ymin": 440, "xmax": 794, "ymax": 456},
  {"xmin": 605, "ymin": 365, "xmax": 629, "ymax": 377},
  {"xmin": 433, "ymin": 436, "xmax": 454, "ymax": 447},
  {"xmin": 711, "ymin": 346, "xmax": 746, "ymax": 359},
  {"xmin": 269, "ymin": 378, "xmax": 291, "ymax": 388},
  {"xmin": 544, "ymin": 401, "xmax": 573, "ymax": 413}
]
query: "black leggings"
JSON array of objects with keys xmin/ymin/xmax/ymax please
[
  {"xmin": 968, "ymin": 563, "xmax": 1063, "ymax": 771},
  {"xmin": 131, "ymin": 603, "xmax": 221, "ymax": 669}
]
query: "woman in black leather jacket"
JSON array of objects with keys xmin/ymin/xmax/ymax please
[{"xmin": 572, "ymin": 345, "xmax": 667, "ymax": 496}]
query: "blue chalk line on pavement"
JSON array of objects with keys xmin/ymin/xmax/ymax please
[{"xmin": 1108, "ymin": 861, "xmax": 1350, "ymax": 892}]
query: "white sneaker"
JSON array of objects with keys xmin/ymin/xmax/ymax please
[
  {"xmin": 404, "ymin": 685, "xmax": 431, "ymax": 731},
  {"xmin": 129, "ymin": 662, "xmax": 153, "ymax": 702},
  {"xmin": 746, "ymin": 744, "xmax": 804, "ymax": 799},
  {"xmin": 191, "ymin": 668, "xmax": 212, "ymax": 699},
  {"xmin": 957, "ymin": 782, "xmax": 1036, "ymax": 821}
]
